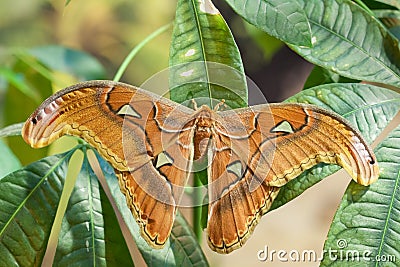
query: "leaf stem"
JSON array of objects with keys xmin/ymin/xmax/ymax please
[
  {"xmin": 353, "ymin": 0, "xmax": 374, "ymax": 17},
  {"xmin": 193, "ymin": 171, "xmax": 205, "ymax": 242},
  {"xmin": 0, "ymin": 123, "xmax": 24, "ymax": 138},
  {"xmin": 113, "ymin": 23, "xmax": 172, "ymax": 82}
]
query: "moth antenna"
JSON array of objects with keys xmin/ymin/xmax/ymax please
[
  {"xmin": 214, "ymin": 99, "xmax": 226, "ymax": 111},
  {"xmin": 191, "ymin": 99, "xmax": 198, "ymax": 110}
]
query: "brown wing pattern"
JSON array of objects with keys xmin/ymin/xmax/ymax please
[
  {"xmin": 22, "ymin": 80, "xmax": 195, "ymax": 248},
  {"xmin": 206, "ymin": 103, "xmax": 378, "ymax": 253}
]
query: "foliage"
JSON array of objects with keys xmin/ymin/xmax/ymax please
[{"xmin": 1, "ymin": 0, "xmax": 400, "ymax": 266}]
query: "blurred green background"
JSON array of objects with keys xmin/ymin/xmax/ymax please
[{"xmin": 1, "ymin": 0, "xmax": 174, "ymax": 84}]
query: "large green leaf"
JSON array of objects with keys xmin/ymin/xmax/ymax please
[
  {"xmin": 54, "ymin": 150, "xmax": 133, "ymax": 266},
  {"xmin": 0, "ymin": 151, "xmax": 73, "ymax": 266},
  {"xmin": 224, "ymin": 0, "xmax": 312, "ymax": 47},
  {"xmin": 271, "ymin": 83, "xmax": 400, "ymax": 210},
  {"xmin": 291, "ymin": 0, "xmax": 400, "ymax": 87},
  {"xmin": 96, "ymin": 154, "xmax": 209, "ymax": 267},
  {"xmin": 320, "ymin": 124, "xmax": 400, "ymax": 266},
  {"xmin": 169, "ymin": 0, "xmax": 247, "ymax": 109},
  {"xmin": 168, "ymin": 212, "xmax": 208, "ymax": 266}
]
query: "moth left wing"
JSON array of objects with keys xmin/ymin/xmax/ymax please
[
  {"xmin": 214, "ymin": 102, "xmax": 379, "ymax": 189},
  {"xmin": 206, "ymin": 103, "xmax": 379, "ymax": 253},
  {"xmin": 22, "ymin": 80, "xmax": 195, "ymax": 248}
]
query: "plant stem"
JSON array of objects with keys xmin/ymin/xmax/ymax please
[
  {"xmin": 353, "ymin": 0, "xmax": 374, "ymax": 17},
  {"xmin": 0, "ymin": 123, "xmax": 24, "ymax": 138},
  {"xmin": 113, "ymin": 23, "xmax": 172, "ymax": 82},
  {"xmin": 193, "ymin": 170, "xmax": 207, "ymax": 242}
]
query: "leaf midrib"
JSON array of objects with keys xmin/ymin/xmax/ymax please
[
  {"xmin": 85, "ymin": 158, "xmax": 97, "ymax": 266},
  {"xmin": 190, "ymin": 0, "xmax": 213, "ymax": 107},
  {"xmin": 343, "ymin": 98, "xmax": 400, "ymax": 118},
  {"xmin": 306, "ymin": 3, "xmax": 400, "ymax": 84},
  {"xmin": 0, "ymin": 150, "xmax": 74, "ymax": 237},
  {"xmin": 375, "ymin": 168, "xmax": 400, "ymax": 266}
]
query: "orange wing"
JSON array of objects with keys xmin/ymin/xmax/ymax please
[
  {"xmin": 206, "ymin": 103, "xmax": 378, "ymax": 253},
  {"xmin": 22, "ymin": 80, "xmax": 195, "ymax": 248}
]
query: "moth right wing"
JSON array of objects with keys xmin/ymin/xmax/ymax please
[{"xmin": 22, "ymin": 80, "xmax": 196, "ymax": 248}]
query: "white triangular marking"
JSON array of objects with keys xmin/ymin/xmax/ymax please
[
  {"xmin": 117, "ymin": 104, "xmax": 141, "ymax": 118},
  {"xmin": 227, "ymin": 161, "xmax": 243, "ymax": 178},
  {"xmin": 156, "ymin": 152, "xmax": 174, "ymax": 169},
  {"xmin": 271, "ymin": 120, "xmax": 294, "ymax": 133}
]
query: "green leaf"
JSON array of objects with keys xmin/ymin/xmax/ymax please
[
  {"xmin": 96, "ymin": 154, "xmax": 209, "ymax": 267},
  {"xmin": 291, "ymin": 0, "xmax": 400, "ymax": 87},
  {"xmin": 0, "ymin": 151, "xmax": 73, "ymax": 266},
  {"xmin": 169, "ymin": 0, "xmax": 247, "ymax": 109},
  {"xmin": 270, "ymin": 83, "xmax": 400, "ymax": 210},
  {"xmin": 224, "ymin": 0, "xmax": 312, "ymax": 47},
  {"xmin": 0, "ymin": 140, "xmax": 21, "ymax": 178},
  {"xmin": 29, "ymin": 46, "xmax": 106, "ymax": 81},
  {"xmin": 303, "ymin": 65, "xmax": 359, "ymax": 89},
  {"xmin": 169, "ymin": 212, "xmax": 209, "ymax": 267},
  {"xmin": 54, "ymin": 151, "xmax": 133, "ymax": 266},
  {"xmin": 320, "ymin": 124, "xmax": 400, "ymax": 266}
]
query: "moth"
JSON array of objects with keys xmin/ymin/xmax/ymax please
[{"xmin": 22, "ymin": 80, "xmax": 379, "ymax": 254}]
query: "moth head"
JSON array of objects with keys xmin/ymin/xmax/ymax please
[{"xmin": 195, "ymin": 105, "xmax": 214, "ymax": 128}]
